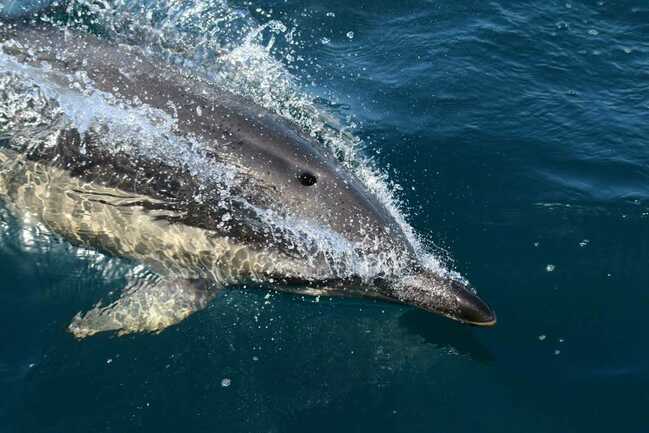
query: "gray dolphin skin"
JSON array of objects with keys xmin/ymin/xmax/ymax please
[{"xmin": 0, "ymin": 22, "xmax": 496, "ymax": 338}]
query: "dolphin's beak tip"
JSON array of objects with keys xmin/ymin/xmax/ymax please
[
  {"xmin": 456, "ymin": 290, "xmax": 497, "ymax": 327},
  {"xmin": 390, "ymin": 271, "xmax": 497, "ymax": 328},
  {"xmin": 469, "ymin": 311, "xmax": 497, "ymax": 327},
  {"xmin": 459, "ymin": 295, "xmax": 497, "ymax": 327},
  {"xmin": 462, "ymin": 297, "xmax": 497, "ymax": 328}
]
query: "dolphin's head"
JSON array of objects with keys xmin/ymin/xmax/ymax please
[{"xmin": 226, "ymin": 108, "xmax": 495, "ymax": 326}]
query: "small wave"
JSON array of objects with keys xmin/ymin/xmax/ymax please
[{"xmin": 0, "ymin": 0, "xmax": 58, "ymax": 18}]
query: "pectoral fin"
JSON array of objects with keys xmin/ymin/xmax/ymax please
[{"xmin": 68, "ymin": 277, "xmax": 220, "ymax": 339}]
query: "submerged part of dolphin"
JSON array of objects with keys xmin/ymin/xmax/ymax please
[{"xmin": 0, "ymin": 23, "xmax": 496, "ymax": 337}]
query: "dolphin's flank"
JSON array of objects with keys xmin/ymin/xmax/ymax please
[{"xmin": 0, "ymin": 22, "xmax": 495, "ymax": 338}]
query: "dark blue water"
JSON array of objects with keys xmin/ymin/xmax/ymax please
[{"xmin": 2, "ymin": 1, "xmax": 649, "ymax": 432}]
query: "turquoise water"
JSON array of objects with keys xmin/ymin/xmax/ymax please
[{"xmin": 1, "ymin": 1, "xmax": 649, "ymax": 432}]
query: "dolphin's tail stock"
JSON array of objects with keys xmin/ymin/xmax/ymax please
[{"xmin": 384, "ymin": 270, "xmax": 496, "ymax": 326}]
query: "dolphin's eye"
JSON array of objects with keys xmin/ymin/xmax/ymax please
[{"xmin": 298, "ymin": 171, "xmax": 317, "ymax": 186}]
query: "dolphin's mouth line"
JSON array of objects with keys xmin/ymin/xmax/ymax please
[
  {"xmin": 259, "ymin": 272, "xmax": 497, "ymax": 328},
  {"xmin": 458, "ymin": 315, "xmax": 498, "ymax": 327},
  {"xmin": 271, "ymin": 281, "xmax": 498, "ymax": 327}
]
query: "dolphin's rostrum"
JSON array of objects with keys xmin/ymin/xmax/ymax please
[{"xmin": 0, "ymin": 23, "xmax": 495, "ymax": 338}]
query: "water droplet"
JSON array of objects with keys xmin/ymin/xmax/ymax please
[
  {"xmin": 221, "ymin": 378, "xmax": 231, "ymax": 387},
  {"xmin": 320, "ymin": 37, "xmax": 331, "ymax": 45},
  {"xmin": 546, "ymin": 264, "xmax": 555, "ymax": 272},
  {"xmin": 538, "ymin": 334, "xmax": 547, "ymax": 341},
  {"xmin": 588, "ymin": 29, "xmax": 599, "ymax": 36},
  {"xmin": 346, "ymin": 31, "xmax": 354, "ymax": 39}
]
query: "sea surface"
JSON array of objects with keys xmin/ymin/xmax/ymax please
[{"xmin": 1, "ymin": 1, "xmax": 648, "ymax": 432}]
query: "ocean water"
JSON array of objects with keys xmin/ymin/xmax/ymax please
[{"xmin": 1, "ymin": 1, "xmax": 648, "ymax": 432}]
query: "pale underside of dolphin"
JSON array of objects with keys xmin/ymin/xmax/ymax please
[{"xmin": 0, "ymin": 22, "xmax": 496, "ymax": 338}]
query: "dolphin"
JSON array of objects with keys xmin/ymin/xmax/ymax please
[{"xmin": 0, "ymin": 23, "xmax": 496, "ymax": 338}]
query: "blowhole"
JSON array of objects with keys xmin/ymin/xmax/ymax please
[{"xmin": 298, "ymin": 171, "xmax": 317, "ymax": 186}]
